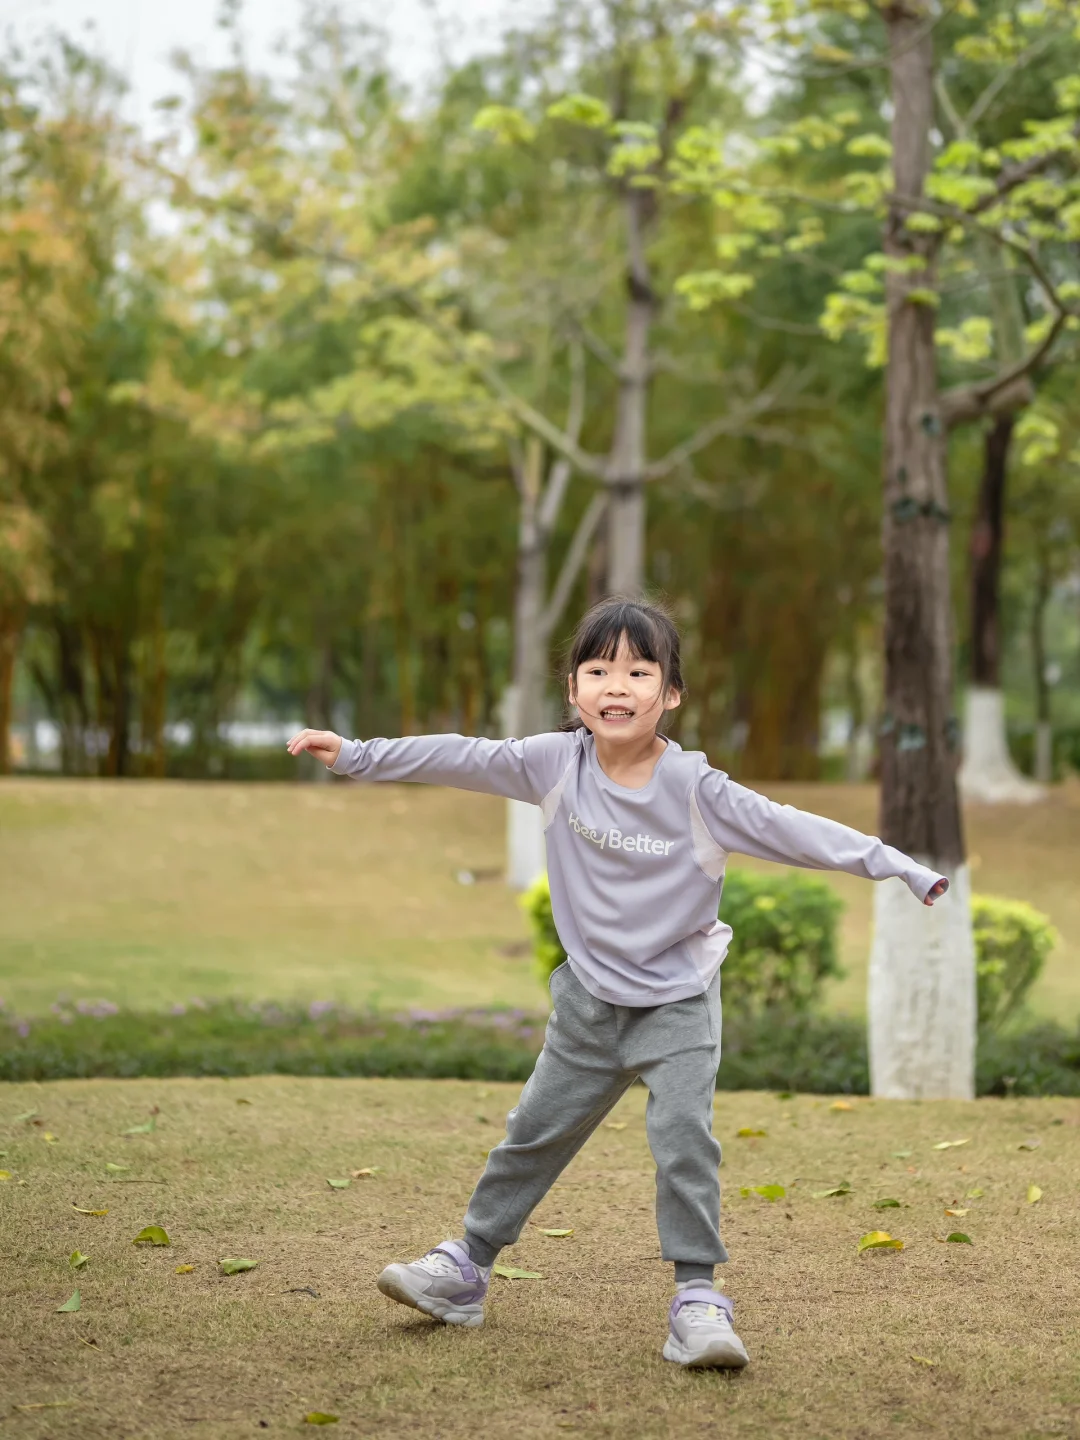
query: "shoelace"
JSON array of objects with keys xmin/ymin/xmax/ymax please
[
  {"xmin": 682, "ymin": 1303, "xmax": 733, "ymax": 1329},
  {"xmin": 415, "ymin": 1252, "xmax": 463, "ymax": 1277}
]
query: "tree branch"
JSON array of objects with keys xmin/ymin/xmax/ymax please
[
  {"xmin": 539, "ymin": 491, "xmax": 608, "ymax": 640},
  {"xmin": 642, "ymin": 367, "xmax": 808, "ymax": 482},
  {"xmin": 537, "ymin": 337, "xmax": 587, "ymax": 537},
  {"xmin": 941, "ymin": 312, "xmax": 1066, "ymax": 429}
]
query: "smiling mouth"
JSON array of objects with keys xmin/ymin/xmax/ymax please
[{"xmin": 600, "ymin": 708, "xmax": 635, "ymax": 722}]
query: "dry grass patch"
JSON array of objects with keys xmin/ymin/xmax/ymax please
[
  {"xmin": 2, "ymin": 1077, "xmax": 1078, "ymax": 1439},
  {"xmin": 2, "ymin": 777, "xmax": 1080, "ymax": 1022}
]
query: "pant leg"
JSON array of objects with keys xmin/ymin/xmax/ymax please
[
  {"xmin": 622, "ymin": 971, "xmax": 727, "ymax": 1267},
  {"xmin": 463, "ymin": 962, "xmax": 634, "ymax": 1251}
]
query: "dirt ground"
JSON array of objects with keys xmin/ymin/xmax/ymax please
[
  {"xmin": 2, "ymin": 776, "xmax": 1079, "ymax": 1021},
  {"xmin": 2, "ymin": 1077, "xmax": 1078, "ymax": 1439}
]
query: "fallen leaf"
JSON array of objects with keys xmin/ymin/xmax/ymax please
[
  {"xmin": 857, "ymin": 1231, "xmax": 903, "ymax": 1253},
  {"xmin": 492, "ymin": 1265, "xmax": 543, "ymax": 1280},
  {"xmin": 873, "ymin": 1197, "xmax": 902, "ymax": 1209},
  {"xmin": 774, "ymin": 1090, "xmax": 794, "ymax": 1100},
  {"xmin": 944, "ymin": 1208, "xmax": 968, "ymax": 1218},
  {"xmin": 966, "ymin": 1187, "xmax": 984, "ymax": 1199},
  {"xmin": 219, "ymin": 1257, "xmax": 258, "ymax": 1274},
  {"xmin": 477, "ymin": 1089, "xmax": 492, "ymax": 1099},
  {"xmin": 14, "ymin": 1401, "xmax": 79, "ymax": 1411},
  {"xmin": 69, "ymin": 1251, "xmax": 89, "ymax": 1270},
  {"xmin": 303, "ymin": 1415, "xmax": 339, "ymax": 1426},
  {"xmin": 43, "ymin": 1132, "xmax": 59, "ymax": 1143},
  {"xmin": 604, "ymin": 1122, "xmax": 627, "ymax": 1131},
  {"xmin": 132, "ymin": 1226, "xmax": 170, "ymax": 1247},
  {"xmin": 72, "ymin": 1206, "xmax": 108, "ymax": 1216},
  {"xmin": 891, "ymin": 1150, "xmax": 913, "ymax": 1159},
  {"xmin": 14, "ymin": 1110, "xmax": 36, "ymax": 1122},
  {"xmin": 122, "ymin": 1118, "xmax": 157, "ymax": 1136},
  {"xmin": 739, "ymin": 1184, "xmax": 786, "ymax": 1202},
  {"xmin": 56, "ymin": 1290, "xmax": 82, "ymax": 1312},
  {"xmin": 812, "ymin": 1181, "xmax": 852, "ymax": 1198},
  {"xmin": 1027, "ymin": 1184, "xmax": 1042, "ymax": 1204},
  {"xmin": 537, "ymin": 1228, "xmax": 574, "ymax": 1237},
  {"xmin": 0, "ymin": 1171, "xmax": 11, "ymax": 1182},
  {"xmin": 735, "ymin": 1127, "xmax": 767, "ymax": 1138},
  {"xmin": 945, "ymin": 1231, "xmax": 973, "ymax": 1244},
  {"xmin": 931, "ymin": 1138, "xmax": 971, "ymax": 1151},
  {"xmin": 326, "ymin": 1178, "xmax": 350, "ymax": 1189},
  {"xmin": 1018, "ymin": 1138, "xmax": 1041, "ymax": 1151},
  {"xmin": 910, "ymin": 1355, "xmax": 936, "ymax": 1367},
  {"xmin": 829, "ymin": 1100, "xmax": 853, "ymax": 1112},
  {"xmin": 175, "ymin": 1264, "xmax": 195, "ymax": 1274},
  {"xmin": 105, "ymin": 1163, "xmax": 130, "ymax": 1173},
  {"xmin": 235, "ymin": 1098, "xmax": 253, "ymax": 1105},
  {"xmin": 349, "ymin": 1168, "xmax": 380, "ymax": 1179}
]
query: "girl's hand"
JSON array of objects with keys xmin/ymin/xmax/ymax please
[
  {"xmin": 287, "ymin": 728, "xmax": 343, "ymax": 768},
  {"xmin": 924, "ymin": 878, "xmax": 949, "ymax": 906}
]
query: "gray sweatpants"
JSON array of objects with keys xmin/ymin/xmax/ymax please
[{"xmin": 463, "ymin": 961, "xmax": 727, "ymax": 1267}]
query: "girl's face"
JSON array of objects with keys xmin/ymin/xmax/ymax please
[{"xmin": 569, "ymin": 636, "xmax": 681, "ymax": 743}]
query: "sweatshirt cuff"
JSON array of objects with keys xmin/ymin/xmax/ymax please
[
  {"xmin": 330, "ymin": 738, "xmax": 362, "ymax": 775},
  {"xmin": 913, "ymin": 869, "xmax": 949, "ymax": 902}
]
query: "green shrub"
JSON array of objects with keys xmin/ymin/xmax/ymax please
[
  {"xmin": 972, "ymin": 894, "xmax": 1057, "ymax": 1031},
  {"xmin": 521, "ymin": 868, "xmax": 844, "ymax": 1016},
  {"xmin": 2, "ymin": 1000, "xmax": 1078, "ymax": 1095}
]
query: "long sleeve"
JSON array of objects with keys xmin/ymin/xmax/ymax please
[
  {"xmin": 694, "ymin": 768, "xmax": 948, "ymax": 903},
  {"xmin": 329, "ymin": 730, "xmax": 576, "ymax": 806}
]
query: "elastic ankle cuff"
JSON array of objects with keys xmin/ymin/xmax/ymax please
[
  {"xmin": 462, "ymin": 1232, "xmax": 499, "ymax": 1268},
  {"xmin": 674, "ymin": 1263, "xmax": 715, "ymax": 1286}
]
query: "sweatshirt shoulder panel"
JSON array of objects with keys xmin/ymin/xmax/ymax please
[
  {"xmin": 522, "ymin": 729, "xmax": 582, "ymax": 810},
  {"xmin": 680, "ymin": 751, "xmax": 729, "ymax": 882}
]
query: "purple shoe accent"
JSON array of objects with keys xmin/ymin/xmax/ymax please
[
  {"xmin": 669, "ymin": 1289, "xmax": 734, "ymax": 1324},
  {"xmin": 428, "ymin": 1241, "xmax": 489, "ymax": 1305}
]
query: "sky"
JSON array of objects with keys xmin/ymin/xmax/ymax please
[{"xmin": 1, "ymin": 0, "xmax": 523, "ymax": 127}]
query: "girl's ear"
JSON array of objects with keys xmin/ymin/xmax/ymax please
[
  {"xmin": 567, "ymin": 672, "xmax": 577, "ymax": 704},
  {"xmin": 663, "ymin": 686, "xmax": 682, "ymax": 712}
]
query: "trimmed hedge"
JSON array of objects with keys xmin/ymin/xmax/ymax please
[
  {"xmin": 522, "ymin": 868, "xmax": 844, "ymax": 1016},
  {"xmin": 2, "ymin": 999, "xmax": 1079, "ymax": 1095}
]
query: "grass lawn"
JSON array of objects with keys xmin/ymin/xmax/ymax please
[
  {"xmin": 2, "ymin": 776, "xmax": 1079, "ymax": 1022},
  {"xmin": 2, "ymin": 1078, "xmax": 1078, "ymax": 1439}
]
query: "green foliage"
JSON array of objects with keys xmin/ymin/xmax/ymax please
[
  {"xmin": 521, "ymin": 868, "xmax": 844, "ymax": 1017},
  {"xmin": 971, "ymin": 895, "xmax": 1057, "ymax": 1031},
  {"xmin": 2, "ymin": 998, "xmax": 1079, "ymax": 1096}
]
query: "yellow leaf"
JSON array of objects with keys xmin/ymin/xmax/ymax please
[
  {"xmin": 944, "ymin": 1208, "xmax": 968, "ymax": 1217},
  {"xmin": 492, "ymin": 1264, "xmax": 543, "ymax": 1279},
  {"xmin": 0, "ymin": 1171, "xmax": 11, "ymax": 1181},
  {"xmin": 43, "ymin": 1132, "xmax": 59, "ymax": 1143},
  {"xmin": 105, "ymin": 1163, "xmax": 130, "ymax": 1173},
  {"xmin": 235, "ymin": 1098, "xmax": 253, "ymax": 1105},
  {"xmin": 910, "ymin": 1354, "xmax": 936, "ymax": 1367},
  {"xmin": 72, "ymin": 1206, "xmax": 108, "ymax": 1216},
  {"xmin": 132, "ymin": 1226, "xmax": 170, "ymax": 1246},
  {"xmin": 604, "ymin": 1122, "xmax": 627, "ymax": 1131},
  {"xmin": 69, "ymin": 1250, "xmax": 89, "ymax": 1270},
  {"xmin": 175, "ymin": 1264, "xmax": 195, "ymax": 1274},
  {"xmin": 537, "ymin": 1228, "xmax": 574, "ymax": 1238},
  {"xmin": 736, "ymin": 1127, "xmax": 767, "ymax": 1138},
  {"xmin": 1027, "ymin": 1184, "xmax": 1042, "ymax": 1204},
  {"xmin": 349, "ymin": 1168, "xmax": 381, "ymax": 1179},
  {"xmin": 303, "ymin": 1414, "xmax": 340, "ymax": 1425},
  {"xmin": 966, "ymin": 1188, "xmax": 984, "ymax": 1199},
  {"xmin": 932, "ymin": 1138, "xmax": 971, "ymax": 1150},
  {"xmin": 829, "ymin": 1100, "xmax": 853, "ymax": 1112},
  {"xmin": 857, "ymin": 1231, "xmax": 903, "ymax": 1253}
]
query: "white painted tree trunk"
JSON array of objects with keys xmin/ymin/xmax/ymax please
[
  {"xmin": 959, "ymin": 687, "xmax": 1045, "ymax": 804},
  {"xmin": 506, "ymin": 796, "xmax": 546, "ymax": 890},
  {"xmin": 868, "ymin": 866, "xmax": 976, "ymax": 1100}
]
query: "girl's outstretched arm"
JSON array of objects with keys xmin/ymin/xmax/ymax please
[
  {"xmin": 287, "ymin": 728, "xmax": 575, "ymax": 806},
  {"xmin": 694, "ymin": 768, "xmax": 949, "ymax": 905}
]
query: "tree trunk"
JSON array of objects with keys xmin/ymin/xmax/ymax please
[
  {"xmin": 605, "ymin": 188, "xmax": 654, "ymax": 597},
  {"xmin": 869, "ymin": 3, "xmax": 976, "ymax": 1101},
  {"xmin": 1032, "ymin": 546, "xmax": 1053, "ymax": 785},
  {"xmin": 0, "ymin": 610, "xmax": 20, "ymax": 774},
  {"xmin": 510, "ymin": 438, "xmax": 550, "ymax": 739},
  {"xmin": 959, "ymin": 417, "xmax": 1043, "ymax": 802}
]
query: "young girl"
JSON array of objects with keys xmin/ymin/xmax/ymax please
[{"xmin": 287, "ymin": 598, "xmax": 948, "ymax": 1370}]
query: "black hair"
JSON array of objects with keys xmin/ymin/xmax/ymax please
[{"xmin": 561, "ymin": 596, "xmax": 685, "ymax": 732}]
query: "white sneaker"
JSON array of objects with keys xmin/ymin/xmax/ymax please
[
  {"xmin": 663, "ymin": 1288, "xmax": 750, "ymax": 1369},
  {"xmin": 377, "ymin": 1240, "xmax": 490, "ymax": 1327}
]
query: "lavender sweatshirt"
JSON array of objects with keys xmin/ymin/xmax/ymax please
[{"xmin": 331, "ymin": 728, "xmax": 947, "ymax": 1007}]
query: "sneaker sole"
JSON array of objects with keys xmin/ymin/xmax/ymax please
[
  {"xmin": 377, "ymin": 1265, "xmax": 485, "ymax": 1328},
  {"xmin": 663, "ymin": 1335, "xmax": 750, "ymax": 1369}
]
